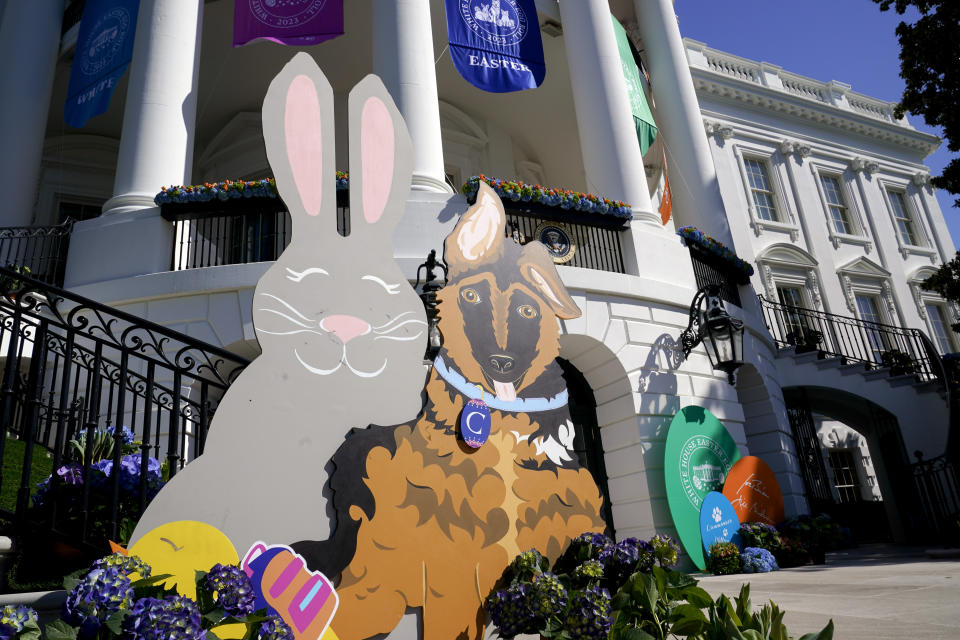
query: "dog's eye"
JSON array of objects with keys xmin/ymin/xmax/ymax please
[
  {"xmin": 517, "ymin": 304, "xmax": 538, "ymax": 319},
  {"xmin": 460, "ymin": 288, "xmax": 481, "ymax": 304}
]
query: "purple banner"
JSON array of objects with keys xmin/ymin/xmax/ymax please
[{"xmin": 234, "ymin": 0, "xmax": 343, "ymax": 47}]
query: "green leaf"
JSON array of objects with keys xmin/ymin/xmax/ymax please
[
  {"xmin": 62, "ymin": 567, "xmax": 87, "ymax": 592},
  {"xmin": 132, "ymin": 573, "xmax": 175, "ymax": 588},
  {"xmin": 206, "ymin": 631, "xmax": 221, "ymax": 640},
  {"xmin": 611, "ymin": 625, "xmax": 658, "ymax": 640},
  {"xmin": 203, "ymin": 609, "xmax": 227, "ymax": 626},
  {"xmin": 18, "ymin": 618, "xmax": 41, "ymax": 640},
  {"xmin": 669, "ymin": 604, "xmax": 708, "ymax": 636},
  {"xmin": 43, "ymin": 620, "xmax": 79, "ymax": 640},
  {"xmin": 681, "ymin": 585, "xmax": 714, "ymax": 609},
  {"xmin": 666, "ymin": 569, "xmax": 697, "ymax": 590},
  {"xmin": 797, "ymin": 619, "xmax": 834, "ymax": 640},
  {"xmin": 104, "ymin": 609, "xmax": 129, "ymax": 635}
]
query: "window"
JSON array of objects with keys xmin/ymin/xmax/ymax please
[
  {"xmin": 819, "ymin": 174, "xmax": 853, "ymax": 235},
  {"xmin": 855, "ymin": 294, "xmax": 886, "ymax": 362},
  {"xmin": 57, "ymin": 200, "xmax": 102, "ymax": 223},
  {"xmin": 925, "ymin": 303, "xmax": 955, "ymax": 354},
  {"xmin": 777, "ymin": 285, "xmax": 806, "ymax": 341},
  {"xmin": 743, "ymin": 158, "xmax": 778, "ymax": 221},
  {"xmin": 828, "ymin": 449, "xmax": 862, "ymax": 504},
  {"xmin": 886, "ymin": 189, "xmax": 920, "ymax": 246}
]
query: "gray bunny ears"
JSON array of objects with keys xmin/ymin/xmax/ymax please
[{"xmin": 262, "ymin": 52, "xmax": 413, "ymax": 244}]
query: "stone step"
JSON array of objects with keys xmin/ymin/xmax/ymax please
[
  {"xmin": 912, "ymin": 379, "xmax": 943, "ymax": 395},
  {"xmin": 814, "ymin": 356, "xmax": 844, "ymax": 370},
  {"xmin": 791, "ymin": 350, "xmax": 822, "ymax": 365},
  {"xmin": 839, "ymin": 362, "xmax": 869, "ymax": 376},
  {"xmin": 862, "ymin": 367, "xmax": 893, "ymax": 382},
  {"xmin": 888, "ymin": 374, "xmax": 921, "ymax": 388}
]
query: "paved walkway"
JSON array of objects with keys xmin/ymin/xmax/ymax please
[{"xmin": 696, "ymin": 545, "xmax": 960, "ymax": 640}]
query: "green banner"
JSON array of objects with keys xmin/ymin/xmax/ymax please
[{"xmin": 612, "ymin": 15, "xmax": 657, "ymax": 155}]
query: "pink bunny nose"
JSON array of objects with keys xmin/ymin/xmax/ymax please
[{"xmin": 320, "ymin": 314, "xmax": 370, "ymax": 344}]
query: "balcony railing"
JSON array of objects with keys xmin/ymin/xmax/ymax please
[
  {"xmin": 0, "ymin": 219, "xmax": 74, "ymax": 287},
  {"xmin": 688, "ymin": 245, "xmax": 741, "ymax": 307},
  {"xmin": 759, "ymin": 295, "xmax": 945, "ymax": 382},
  {"xmin": 0, "ymin": 266, "xmax": 249, "ymax": 553}
]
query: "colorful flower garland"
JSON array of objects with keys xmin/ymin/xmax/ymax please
[
  {"xmin": 154, "ymin": 172, "xmax": 349, "ymax": 205},
  {"xmin": 676, "ymin": 225, "xmax": 755, "ymax": 278},
  {"xmin": 461, "ymin": 175, "xmax": 633, "ymax": 220}
]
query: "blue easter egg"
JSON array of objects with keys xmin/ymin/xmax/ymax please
[{"xmin": 460, "ymin": 398, "xmax": 491, "ymax": 449}]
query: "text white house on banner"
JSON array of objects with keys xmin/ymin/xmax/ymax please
[
  {"xmin": 444, "ymin": 0, "xmax": 546, "ymax": 93},
  {"xmin": 65, "ymin": 0, "xmax": 140, "ymax": 128}
]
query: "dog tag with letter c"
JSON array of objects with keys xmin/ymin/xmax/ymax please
[{"xmin": 460, "ymin": 398, "xmax": 491, "ymax": 448}]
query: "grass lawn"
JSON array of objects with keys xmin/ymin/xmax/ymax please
[{"xmin": 0, "ymin": 437, "xmax": 53, "ymax": 515}]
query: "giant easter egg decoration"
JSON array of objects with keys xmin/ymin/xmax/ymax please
[{"xmin": 722, "ymin": 455, "xmax": 786, "ymax": 526}]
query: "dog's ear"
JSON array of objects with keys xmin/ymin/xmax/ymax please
[
  {"xmin": 445, "ymin": 182, "xmax": 505, "ymax": 275},
  {"xmin": 519, "ymin": 243, "xmax": 581, "ymax": 319}
]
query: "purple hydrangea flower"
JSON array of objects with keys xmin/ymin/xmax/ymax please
[
  {"xmin": 487, "ymin": 583, "xmax": 539, "ymax": 638},
  {"xmin": 203, "ymin": 564, "xmax": 255, "ymax": 617},
  {"xmin": 650, "ymin": 534, "xmax": 680, "ymax": 568},
  {"xmin": 257, "ymin": 615, "xmax": 295, "ymax": 640},
  {"xmin": 0, "ymin": 604, "xmax": 37, "ymax": 640},
  {"xmin": 57, "ymin": 464, "xmax": 84, "ymax": 485},
  {"xmin": 742, "ymin": 547, "xmax": 780, "ymax": 573},
  {"xmin": 63, "ymin": 566, "xmax": 134, "ymax": 637},
  {"xmin": 564, "ymin": 586, "xmax": 611, "ymax": 640},
  {"xmin": 528, "ymin": 571, "xmax": 568, "ymax": 620},
  {"xmin": 122, "ymin": 596, "xmax": 204, "ymax": 640},
  {"xmin": 93, "ymin": 553, "xmax": 152, "ymax": 578}
]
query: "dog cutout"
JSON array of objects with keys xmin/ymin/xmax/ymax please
[
  {"xmin": 293, "ymin": 183, "xmax": 607, "ymax": 640},
  {"xmin": 130, "ymin": 53, "xmax": 429, "ymax": 557}
]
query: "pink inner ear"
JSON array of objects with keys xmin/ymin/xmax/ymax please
[
  {"xmin": 285, "ymin": 74, "xmax": 324, "ymax": 216},
  {"xmin": 361, "ymin": 97, "xmax": 394, "ymax": 224}
]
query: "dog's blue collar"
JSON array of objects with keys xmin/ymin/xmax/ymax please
[{"xmin": 432, "ymin": 355, "xmax": 568, "ymax": 413}]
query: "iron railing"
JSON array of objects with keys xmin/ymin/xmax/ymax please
[
  {"xmin": 759, "ymin": 295, "xmax": 944, "ymax": 382},
  {"xmin": 162, "ymin": 194, "xmax": 629, "ymax": 274},
  {"xmin": 687, "ymin": 245, "xmax": 742, "ymax": 307},
  {"xmin": 0, "ymin": 267, "xmax": 249, "ymax": 549},
  {"xmin": 909, "ymin": 453, "xmax": 960, "ymax": 542},
  {"xmin": 0, "ymin": 219, "xmax": 74, "ymax": 287},
  {"xmin": 161, "ymin": 194, "xmax": 349, "ymax": 271},
  {"xmin": 502, "ymin": 202, "xmax": 627, "ymax": 273}
]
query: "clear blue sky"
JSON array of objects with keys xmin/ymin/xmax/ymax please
[{"xmin": 673, "ymin": 0, "xmax": 958, "ymax": 250}]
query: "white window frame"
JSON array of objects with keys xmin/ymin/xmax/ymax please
[
  {"xmin": 909, "ymin": 267, "xmax": 960, "ymax": 354},
  {"xmin": 878, "ymin": 179, "xmax": 935, "ymax": 259},
  {"xmin": 733, "ymin": 144, "xmax": 798, "ymax": 239},
  {"xmin": 810, "ymin": 163, "xmax": 872, "ymax": 251}
]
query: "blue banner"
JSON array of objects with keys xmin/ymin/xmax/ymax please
[
  {"xmin": 65, "ymin": 0, "xmax": 140, "ymax": 128},
  {"xmin": 444, "ymin": 0, "xmax": 545, "ymax": 93}
]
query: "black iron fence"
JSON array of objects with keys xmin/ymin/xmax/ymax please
[
  {"xmin": 687, "ymin": 245, "xmax": 742, "ymax": 307},
  {"xmin": 0, "ymin": 219, "xmax": 74, "ymax": 287},
  {"xmin": 0, "ymin": 267, "xmax": 249, "ymax": 550},
  {"xmin": 161, "ymin": 194, "xmax": 349, "ymax": 271},
  {"xmin": 759, "ymin": 295, "xmax": 945, "ymax": 382},
  {"xmin": 909, "ymin": 453, "xmax": 960, "ymax": 543}
]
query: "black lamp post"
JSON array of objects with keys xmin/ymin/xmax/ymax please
[
  {"xmin": 679, "ymin": 284, "xmax": 745, "ymax": 385},
  {"xmin": 415, "ymin": 249, "xmax": 448, "ymax": 360}
]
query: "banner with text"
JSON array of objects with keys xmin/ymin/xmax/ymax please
[
  {"xmin": 445, "ymin": 0, "xmax": 545, "ymax": 93},
  {"xmin": 612, "ymin": 15, "xmax": 657, "ymax": 155},
  {"xmin": 65, "ymin": 0, "xmax": 140, "ymax": 128},
  {"xmin": 234, "ymin": 0, "xmax": 343, "ymax": 47}
]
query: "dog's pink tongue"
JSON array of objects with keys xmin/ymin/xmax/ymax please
[{"xmin": 494, "ymin": 380, "xmax": 517, "ymax": 402}]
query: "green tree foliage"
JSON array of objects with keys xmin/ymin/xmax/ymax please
[
  {"xmin": 873, "ymin": 1, "xmax": 960, "ymax": 207},
  {"xmin": 922, "ymin": 250, "xmax": 960, "ymax": 331}
]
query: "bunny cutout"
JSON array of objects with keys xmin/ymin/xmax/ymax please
[{"xmin": 130, "ymin": 53, "xmax": 429, "ymax": 557}]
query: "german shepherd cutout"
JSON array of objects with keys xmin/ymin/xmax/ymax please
[{"xmin": 294, "ymin": 183, "xmax": 607, "ymax": 640}]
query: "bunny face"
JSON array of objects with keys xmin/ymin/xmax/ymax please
[{"xmin": 252, "ymin": 54, "xmax": 429, "ymax": 425}]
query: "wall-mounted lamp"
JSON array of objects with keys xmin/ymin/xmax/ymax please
[
  {"xmin": 679, "ymin": 285, "xmax": 745, "ymax": 385},
  {"xmin": 415, "ymin": 249, "xmax": 448, "ymax": 360}
]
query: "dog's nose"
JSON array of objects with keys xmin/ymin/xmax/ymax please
[
  {"xmin": 320, "ymin": 314, "xmax": 370, "ymax": 344},
  {"xmin": 488, "ymin": 355, "xmax": 515, "ymax": 373}
]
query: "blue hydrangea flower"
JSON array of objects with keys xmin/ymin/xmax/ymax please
[
  {"xmin": 0, "ymin": 604, "xmax": 37, "ymax": 640},
  {"xmin": 573, "ymin": 559, "xmax": 604, "ymax": 585},
  {"xmin": 203, "ymin": 564, "xmax": 255, "ymax": 617},
  {"xmin": 650, "ymin": 534, "xmax": 681, "ymax": 568},
  {"xmin": 93, "ymin": 553, "xmax": 152, "ymax": 578},
  {"xmin": 742, "ymin": 547, "xmax": 780, "ymax": 573},
  {"xmin": 487, "ymin": 583, "xmax": 539, "ymax": 637},
  {"xmin": 63, "ymin": 566, "xmax": 134, "ymax": 637},
  {"xmin": 564, "ymin": 586, "xmax": 611, "ymax": 640},
  {"xmin": 528, "ymin": 571, "xmax": 568, "ymax": 620},
  {"xmin": 508, "ymin": 549, "xmax": 547, "ymax": 581},
  {"xmin": 257, "ymin": 614, "xmax": 295, "ymax": 640},
  {"xmin": 110, "ymin": 425, "xmax": 136, "ymax": 445},
  {"xmin": 122, "ymin": 596, "xmax": 204, "ymax": 640}
]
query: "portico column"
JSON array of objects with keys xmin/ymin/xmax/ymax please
[
  {"xmin": 372, "ymin": 0, "xmax": 452, "ymax": 193},
  {"xmin": 0, "ymin": 0, "xmax": 63, "ymax": 227},
  {"xmin": 559, "ymin": 0, "xmax": 656, "ymax": 223},
  {"xmin": 633, "ymin": 0, "xmax": 734, "ymax": 247},
  {"xmin": 103, "ymin": 0, "xmax": 203, "ymax": 216}
]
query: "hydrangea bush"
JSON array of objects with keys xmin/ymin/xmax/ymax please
[
  {"xmin": 9, "ymin": 552, "xmax": 292, "ymax": 640},
  {"xmin": 154, "ymin": 173, "xmax": 349, "ymax": 206},
  {"xmin": 676, "ymin": 225, "xmax": 755, "ymax": 282},
  {"xmin": 741, "ymin": 547, "xmax": 780, "ymax": 573},
  {"xmin": 738, "ymin": 522, "xmax": 782, "ymax": 551},
  {"xmin": 706, "ymin": 541, "xmax": 742, "ymax": 576},
  {"xmin": 462, "ymin": 175, "xmax": 634, "ymax": 220}
]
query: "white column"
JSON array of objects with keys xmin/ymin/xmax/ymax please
[
  {"xmin": 559, "ymin": 0, "xmax": 656, "ymax": 223},
  {"xmin": 633, "ymin": 0, "xmax": 735, "ymax": 247},
  {"xmin": 372, "ymin": 0, "xmax": 452, "ymax": 193},
  {"xmin": 103, "ymin": 0, "xmax": 203, "ymax": 215},
  {"xmin": 0, "ymin": 0, "xmax": 63, "ymax": 227}
]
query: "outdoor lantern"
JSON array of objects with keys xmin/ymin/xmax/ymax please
[
  {"xmin": 679, "ymin": 284, "xmax": 745, "ymax": 385},
  {"xmin": 415, "ymin": 249, "xmax": 448, "ymax": 360}
]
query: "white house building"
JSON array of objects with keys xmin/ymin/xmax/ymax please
[{"xmin": 0, "ymin": 0, "xmax": 955, "ymax": 557}]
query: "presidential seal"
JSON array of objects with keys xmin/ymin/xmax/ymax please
[
  {"xmin": 678, "ymin": 435, "xmax": 734, "ymax": 509},
  {"xmin": 534, "ymin": 222, "xmax": 576, "ymax": 264},
  {"xmin": 460, "ymin": 0, "xmax": 528, "ymax": 47},
  {"xmin": 79, "ymin": 8, "xmax": 131, "ymax": 76},
  {"xmin": 249, "ymin": 0, "xmax": 327, "ymax": 29}
]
